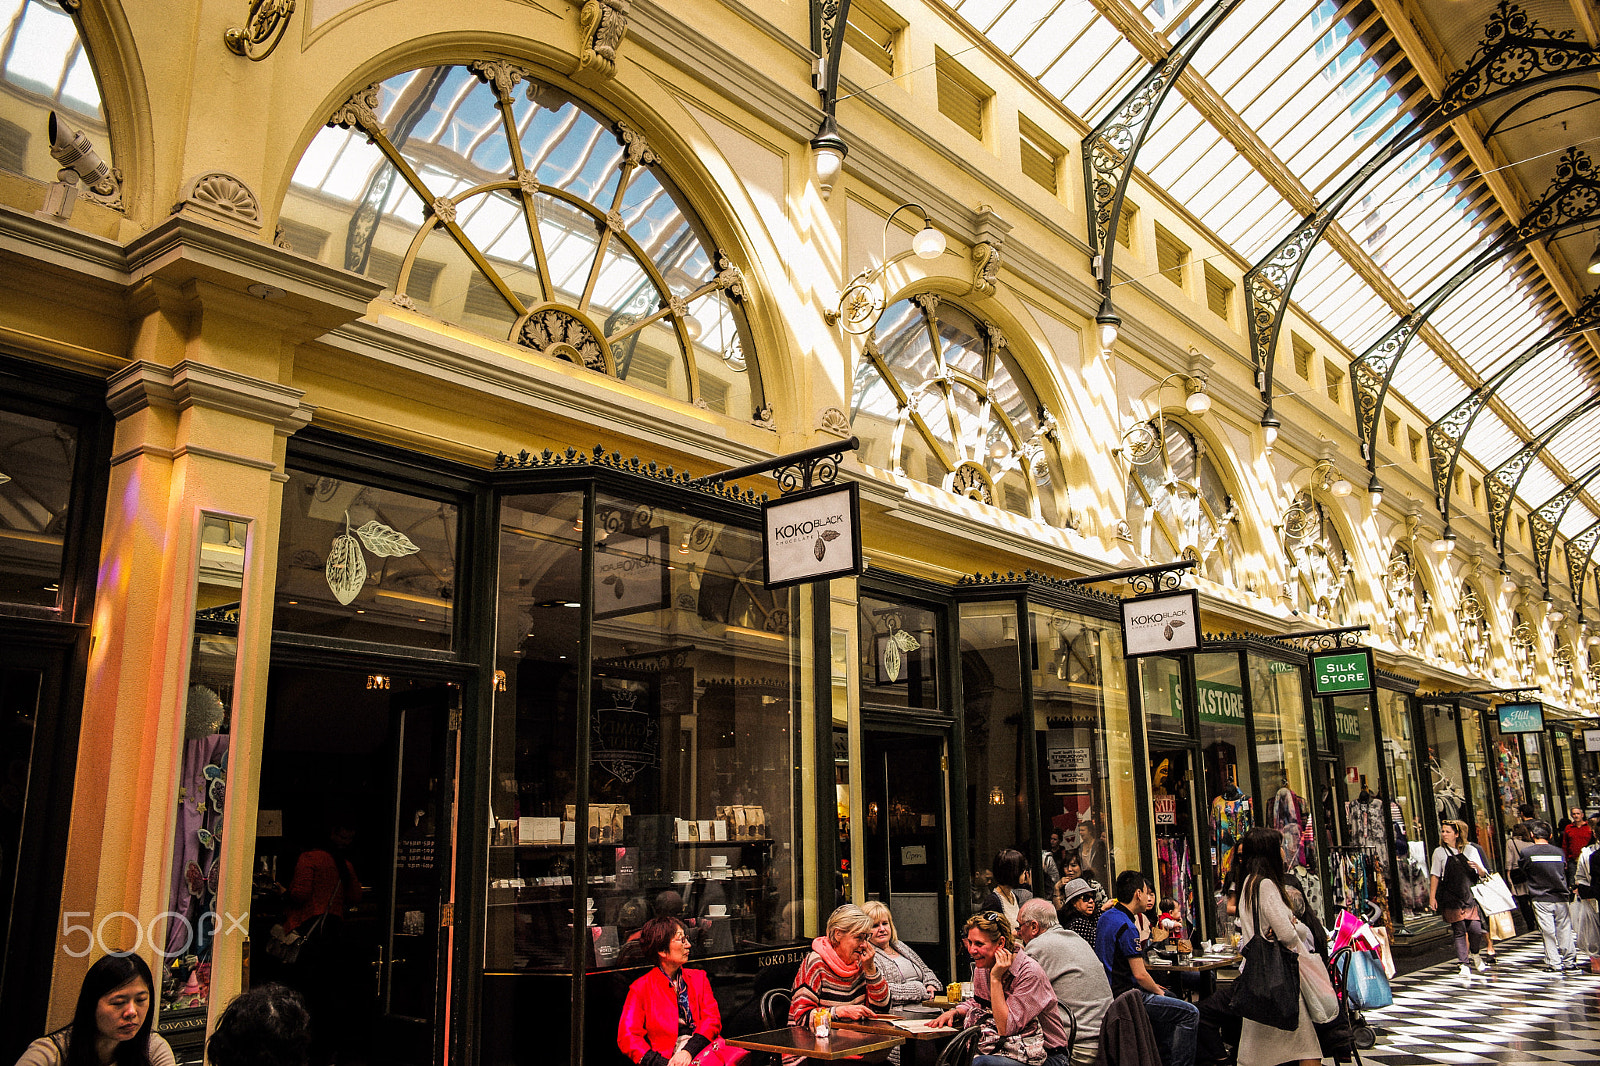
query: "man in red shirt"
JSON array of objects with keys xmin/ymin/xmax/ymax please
[{"xmin": 1562, "ymin": 806, "xmax": 1593, "ymax": 875}]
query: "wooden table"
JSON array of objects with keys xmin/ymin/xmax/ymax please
[
  {"xmin": 724, "ymin": 1025, "xmax": 905, "ymax": 1060},
  {"xmin": 833, "ymin": 1013, "xmax": 956, "ymax": 1066},
  {"xmin": 1146, "ymin": 953, "xmax": 1241, "ymax": 1001}
]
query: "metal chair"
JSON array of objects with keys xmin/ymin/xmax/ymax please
[{"xmin": 760, "ymin": 988, "xmax": 792, "ymax": 1028}]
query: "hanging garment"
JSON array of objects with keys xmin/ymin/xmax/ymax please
[
  {"xmin": 1211, "ymin": 794, "xmax": 1253, "ymax": 880},
  {"xmin": 1346, "ymin": 797, "xmax": 1386, "ymax": 853},
  {"xmin": 1272, "ymin": 786, "xmax": 1308, "ymax": 868}
]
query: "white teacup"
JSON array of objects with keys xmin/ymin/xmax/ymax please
[
  {"xmin": 709, "ymin": 855, "xmax": 729, "ymax": 867},
  {"xmin": 708, "ymin": 905, "xmax": 728, "ymax": 917},
  {"xmin": 673, "ymin": 870, "xmax": 691, "ymax": 883}
]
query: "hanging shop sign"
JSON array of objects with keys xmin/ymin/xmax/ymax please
[
  {"xmin": 1497, "ymin": 700, "xmax": 1545, "ymax": 735},
  {"xmin": 762, "ymin": 482, "xmax": 862, "ymax": 589},
  {"xmin": 1309, "ymin": 649, "xmax": 1375, "ymax": 696},
  {"xmin": 1195, "ymin": 678, "xmax": 1246, "ymax": 724},
  {"xmin": 1120, "ymin": 590, "xmax": 1201, "ymax": 657},
  {"xmin": 1584, "ymin": 728, "xmax": 1600, "ymax": 753}
]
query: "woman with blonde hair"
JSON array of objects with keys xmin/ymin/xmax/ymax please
[
  {"xmin": 929, "ymin": 912, "xmax": 1070, "ymax": 1066},
  {"xmin": 787, "ymin": 905, "xmax": 890, "ymax": 1063},
  {"xmin": 862, "ymin": 901, "xmax": 941, "ymax": 1063},
  {"xmin": 1428, "ymin": 817, "xmax": 1491, "ymax": 984}
]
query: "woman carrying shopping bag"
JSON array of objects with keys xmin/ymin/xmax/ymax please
[{"xmin": 1428, "ymin": 819, "xmax": 1492, "ymax": 984}]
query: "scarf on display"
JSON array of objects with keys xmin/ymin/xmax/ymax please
[{"xmin": 811, "ymin": 935, "xmax": 863, "ymax": 980}]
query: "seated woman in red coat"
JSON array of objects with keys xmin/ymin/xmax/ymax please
[{"xmin": 618, "ymin": 917, "xmax": 730, "ymax": 1066}]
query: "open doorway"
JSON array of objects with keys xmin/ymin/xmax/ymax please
[
  {"xmin": 860, "ymin": 730, "xmax": 951, "ymax": 972},
  {"xmin": 250, "ymin": 666, "xmax": 456, "ymax": 1066}
]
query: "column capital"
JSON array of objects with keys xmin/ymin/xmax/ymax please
[{"xmin": 106, "ymin": 359, "xmax": 312, "ymax": 433}]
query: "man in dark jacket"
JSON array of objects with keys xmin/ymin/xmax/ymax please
[{"xmin": 1520, "ymin": 821, "xmax": 1578, "ymax": 971}]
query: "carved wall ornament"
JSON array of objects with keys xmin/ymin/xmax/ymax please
[
  {"xmin": 971, "ymin": 241, "xmax": 1002, "ymax": 296},
  {"xmin": 329, "ymin": 84, "xmax": 386, "ymax": 140},
  {"xmin": 519, "ymin": 308, "xmax": 610, "ymax": 373},
  {"xmin": 172, "ymin": 171, "xmax": 262, "ymax": 232},
  {"xmin": 470, "ymin": 58, "xmax": 532, "ymax": 99},
  {"xmin": 517, "ymin": 171, "xmax": 542, "ymax": 197},
  {"xmin": 614, "ymin": 120, "xmax": 657, "ymax": 168},
  {"xmin": 947, "ymin": 462, "xmax": 995, "ymax": 505},
  {"xmin": 819, "ymin": 407, "xmax": 851, "ymax": 437},
  {"xmin": 429, "ymin": 197, "xmax": 458, "ymax": 225},
  {"xmin": 713, "ymin": 252, "xmax": 746, "ymax": 301},
  {"xmin": 577, "ymin": 0, "xmax": 630, "ymax": 82},
  {"xmin": 751, "ymin": 404, "xmax": 776, "ymax": 429},
  {"xmin": 390, "ymin": 293, "xmax": 416, "ymax": 311},
  {"xmin": 272, "ymin": 223, "xmax": 292, "ymax": 250}
]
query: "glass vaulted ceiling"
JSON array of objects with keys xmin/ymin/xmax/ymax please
[{"xmin": 942, "ymin": 0, "xmax": 1600, "ymax": 537}]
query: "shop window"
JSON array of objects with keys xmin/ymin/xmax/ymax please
[
  {"xmin": 960, "ymin": 602, "xmax": 1031, "ymax": 912},
  {"xmin": 487, "ymin": 490, "xmax": 801, "ymax": 977},
  {"xmin": 852, "ymin": 296, "xmax": 1063, "ymax": 525},
  {"xmin": 0, "ymin": 407, "xmax": 78, "ymax": 608},
  {"xmin": 1194, "ymin": 653, "xmax": 1253, "ymax": 911},
  {"xmin": 1249, "ymin": 657, "xmax": 1320, "ymax": 918},
  {"xmin": 1377, "ymin": 689, "xmax": 1428, "ymax": 921},
  {"xmin": 0, "ymin": 0, "xmax": 113, "ymax": 179},
  {"xmin": 859, "ymin": 596, "xmax": 939, "ymax": 712},
  {"xmin": 1334, "ymin": 693, "xmax": 1391, "ymax": 917},
  {"xmin": 1457, "ymin": 707, "xmax": 1497, "ymax": 866},
  {"xmin": 1154, "ymin": 224, "xmax": 1187, "ymax": 288},
  {"xmin": 280, "ymin": 64, "xmax": 759, "ymax": 419},
  {"xmin": 1031, "ymin": 608, "xmax": 1135, "ymax": 897},
  {"xmin": 1123, "ymin": 418, "xmax": 1240, "ymax": 587},
  {"xmin": 1282, "ymin": 496, "xmax": 1350, "ymax": 621},
  {"xmin": 1456, "ymin": 583, "xmax": 1488, "ymax": 672},
  {"xmin": 1018, "ymin": 114, "xmax": 1063, "ymax": 194},
  {"xmin": 935, "ymin": 48, "xmax": 988, "ymax": 141},
  {"xmin": 273, "ymin": 468, "xmax": 459, "ymax": 651}
]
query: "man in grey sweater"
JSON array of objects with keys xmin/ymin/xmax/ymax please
[{"xmin": 1017, "ymin": 897, "xmax": 1112, "ymax": 1066}]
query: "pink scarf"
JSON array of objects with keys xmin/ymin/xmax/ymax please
[{"xmin": 811, "ymin": 935, "xmax": 861, "ymax": 979}]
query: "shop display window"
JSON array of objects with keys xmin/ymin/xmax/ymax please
[
  {"xmin": 1194, "ymin": 653, "xmax": 1253, "ymax": 907},
  {"xmin": 959, "ymin": 602, "xmax": 1030, "ymax": 913},
  {"xmin": 0, "ymin": 408, "xmax": 78, "ymax": 608},
  {"xmin": 1552, "ymin": 729, "xmax": 1580, "ymax": 815},
  {"xmin": 1522, "ymin": 732, "xmax": 1553, "ymax": 821},
  {"xmin": 1139, "ymin": 655, "xmax": 1186, "ymax": 735},
  {"xmin": 1331, "ymin": 694, "xmax": 1390, "ymax": 920},
  {"xmin": 273, "ymin": 468, "xmax": 459, "ymax": 650},
  {"xmin": 486, "ymin": 490, "xmax": 800, "ymax": 975},
  {"xmin": 859, "ymin": 597, "xmax": 940, "ymax": 712},
  {"xmin": 1377, "ymin": 689, "xmax": 1429, "ymax": 919},
  {"xmin": 1488, "ymin": 716, "xmax": 1530, "ymax": 837},
  {"xmin": 1248, "ymin": 657, "xmax": 1320, "ymax": 920},
  {"xmin": 1458, "ymin": 707, "xmax": 1497, "ymax": 866},
  {"xmin": 1030, "ymin": 608, "xmax": 1134, "ymax": 902}
]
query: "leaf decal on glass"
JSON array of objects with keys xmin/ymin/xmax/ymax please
[
  {"xmin": 355, "ymin": 520, "xmax": 420, "ymax": 558},
  {"xmin": 884, "ymin": 641, "xmax": 903, "ymax": 682},
  {"xmin": 893, "ymin": 630, "xmax": 921, "ymax": 651},
  {"xmin": 325, "ymin": 511, "xmax": 367, "ymax": 605},
  {"xmin": 603, "ymin": 574, "xmax": 625, "ymax": 599}
]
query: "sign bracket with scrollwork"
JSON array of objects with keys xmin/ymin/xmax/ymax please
[
  {"xmin": 1063, "ymin": 560, "xmax": 1195, "ymax": 597},
  {"xmin": 1274, "ymin": 624, "xmax": 1370, "ymax": 653}
]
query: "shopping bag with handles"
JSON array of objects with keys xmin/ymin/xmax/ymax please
[{"xmin": 1341, "ymin": 947, "xmax": 1392, "ymax": 1011}]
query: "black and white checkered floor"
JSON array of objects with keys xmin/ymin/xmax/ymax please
[{"xmin": 1356, "ymin": 934, "xmax": 1600, "ymax": 1064}]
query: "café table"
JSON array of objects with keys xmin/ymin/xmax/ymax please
[
  {"xmin": 724, "ymin": 1025, "xmax": 906, "ymax": 1061},
  {"xmin": 833, "ymin": 1012, "xmax": 957, "ymax": 1066},
  {"xmin": 1145, "ymin": 952, "xmax": 1241, "ymax": 1001}
]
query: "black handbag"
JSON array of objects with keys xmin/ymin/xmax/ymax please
[{"xmin": 1229, "ymin": 881, "xmax": 1301, "ymax": 1031}]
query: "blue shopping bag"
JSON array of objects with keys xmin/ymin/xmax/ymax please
[{"xmin": 1343, "ymin": 947, "xmax": 1392, "ymax": 1011}]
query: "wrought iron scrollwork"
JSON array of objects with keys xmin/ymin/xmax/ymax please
[
  {"xmin": 1246, "ymin": 0, "xmax": 1600, "ymax": 416},
  {"xmin": 494, "ymin": 443, "xmax": 768, "ymax": 506},
  {"xmin": 224, "ymin": 0, "xmax": 296, "ymax": 61},
  {"xmin": 1529, "ymin": 457, "xmax": 1600, "ymax": 587},
  {"xmin": 1127, "ymin": 567, "xmax": 1186, "ymax": 595},
  {"xmin": 1486, "ymin": 396, "xmax": 1600, "ymax": 554},
  {"xmin": 1277, "ymin": 628, "xmax": 1367, "ymax": 652},
  {"xmin": 1565, "ymin": 518, "xmax": 1600, "ymax": 615},
  {"xmin": 1063, "ymin": 561, "xmax": 1196, "ymax": 595},
  {"xmin": 773, "ymin": 449, "xmax": 845, "ymax": 495}
]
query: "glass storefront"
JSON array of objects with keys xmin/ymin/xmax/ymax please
[
  {"xmin": 1487, "ymin": 715, "xmax": 1530, "ymax": 843},
  {"xmin": 1459, "ymin": 707, "xmax": 1497, "ymax": 866},
  {"xmin": 1331, "ymin": 693, "xmax": 1391, "ymax": 920},
  {"xmin": 1551, "ymin": 728, "xmax": 1580, "ymax": 817},
  {"xmin": 1521, "ymin": 731, "xmax": 1554, "ymax": 822},
  {"xmin": 0, "ymin": 407, "xmax": 79, "ymax": 608},
  {"xmin": 1195, "ymin": 653, "xmax": 1253, "ymax": 895},
  {"xmin": 1377, "ymin": 689, "xmax": 1428, "ymax": 920},
  {"xmin": 959, "ymin": 601, "xmax": 1031, "ymax": 912},
  {"xmin": 1249, "ymin": 658, "xmax": 1320, "ymax": 918}
]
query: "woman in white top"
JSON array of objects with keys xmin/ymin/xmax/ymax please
[
  {"xmin": 1428, "ymin": 817, "xmax": 1491, "ymax": 983},
  {"xmin": 862, "ymin": 900, "xmax": 943, "ymax": 1064},
  {"xmin": 13, "ymin": 954, "xmax": 176, "ymax": 1066},
  {"xmin": 1234, "ymin": 827, "xmax": 1321, "ymax": 1066}
]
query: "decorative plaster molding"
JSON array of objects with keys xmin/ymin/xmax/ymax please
[
  {"xmin": 106, "ymin": 360, "xmax": 313, "ymax": 434},
  {"xmin": 818, "ymin": 407, "xmax": 850, "ymax": 437},
  {"xmin": 172, "ymin": 171, "xmax": 263, "ymax": 233},
  {"xmin": 576, "ymin": 0, "xmax": 629, "ymax": 83}
]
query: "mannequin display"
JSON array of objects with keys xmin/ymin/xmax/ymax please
[
  {"xmin": 1271, "ymin": 778, "xmax": 1309, "ymax": 869},
  {"xmin": 1210, "ymin": 770, "xmax": 1253, "ymax": 881},
  {"xmin": 1346, "ymin": 779, "xmax": 1387, "ymax": 853}
]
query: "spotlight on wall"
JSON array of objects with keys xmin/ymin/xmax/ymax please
[{"xmin": 42, "ymin": 111, "xmax": 119, "ymax": 219}]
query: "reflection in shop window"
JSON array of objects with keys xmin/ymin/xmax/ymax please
[
  {"xmin": 487, "ymin": 491, "xmax": 800, "ymax": 975},
  {"xmin": 960, "ymin": 602, "xmax": 1031, "ymax": 913},
  {"xmin": 0, "ymin": 407, "xmax": 76, "ymax": 608},
  {"xmin": 851, "ymin": 296, "xmax": 1063, "ymax": 524},
  {"xmin": 1124, "ymin": 419, "xmax": 1239, "ymax": 586},
  {"xmin": 1249, "ymin": 658, "xmax": 1320, "ymax": 920},
  {"xmin": 273, "ymin": 469, "xmax": 458, "ymax": 651},
  {"xmin": 1194, "ymin": 653, "xmax": 1252, "ymax": 927},
  {"xmin": 1378, "ymin": 689, "xmax": 1429, "ymax": 920},
  {"xmin": 280, "ymin": 64, "xmax": 758, "ymax": 418},
  {"xmin": 859, "ymin": 597, "xmax": 939, "ymax": 711},
  {"xmin": 0, "ymin": 0, "xmax": 112, "ymax": 179}
]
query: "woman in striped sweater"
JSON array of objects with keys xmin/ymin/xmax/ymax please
[{"xmin": 788, "ymin": 904, "xmax": 890, "ymax": 1052}]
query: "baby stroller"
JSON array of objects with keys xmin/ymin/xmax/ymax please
[{"xmin": 1328, "ymin": 945, "xmax": 1381, "ymax": 1057}]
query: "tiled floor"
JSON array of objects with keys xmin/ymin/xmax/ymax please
[{"xmin": 1357, "ymin": 933, "xmax": 1600, "ymax": 1064}]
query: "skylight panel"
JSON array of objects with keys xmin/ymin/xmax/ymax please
[
  {"xmin": 6, "ymin": 0, "xmax": 75, "ymax": 96},
  {"xmin": 1518, "ymin": 463, "xmax": 1563, "ymax": 508},
  {"xmin": 944, "ymin": 0, "xmax": 1012, "ymax": 35},
  {"xmin": 1461, "ymin": 410, "xmax": 1522, "ymax": 471},
  {"xmin": 1548, "ymin": 421, "xmax": 1600, "ymax": 494},
  {"xmin": 1056, "ymin": 22, "xmax": 1144, "ymax": 120},
  {"xmin": 1388, "ymin": 341, "xmax": 1455, "ymax": 420},
  {"xmin": 1560, "ymin": 504, "xmax": 1598, "ymax": 539},
  {"xmin": 982, "ymin": 0, "xmax": 1054, "ymax": 55}
]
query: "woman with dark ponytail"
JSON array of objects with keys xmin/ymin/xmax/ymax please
[{"xmin": 12, "ymin": 954, "xmax": 174, "ymax": 1066}]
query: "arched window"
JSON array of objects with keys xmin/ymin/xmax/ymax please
[
  {"xmin": 1281, "ymin": 495, "xmax": 1350, "ymax": 620},
  {"xmin": 1382, "ymin": 544, "xmax": 1430, "ymax": 654},
  {"xmin": 1552, "ymin": 636, "xmax": 1574, "ymax": 704},
  {"xmin": 1456, "ymin": 582, "xmax": 1488, "ymax": 673},
  {"xmin": 0, "ymin": 1, "xmax": 113, "ymax": 181},
  {"xmin": 279, "ymin": 62, "xmax": 757, "ymax": 416},
  {"xmin": 1123, "ymin": 418, "xmax": 1239, "ymax": 585},
  {"xmin": 850, "ymin": 295, "xmax": 1062, "ymax": 523},
  {"xmin": 1510, "ymin": 610, "xmax": 1535, "ymax": 683}
]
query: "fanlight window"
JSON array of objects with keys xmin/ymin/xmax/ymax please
[
  {"xmin": 1456, "ymin": 583, "xmax": 1489, "ymax": 673},
  {"xmin": 0, "ymin": 0, "xmax": 113, "ymax": 177},
  {"xmin": 1281, "ymin": 496, "xmax": 1350, "ymax": 621},
  {"xmin": 1124, "ymin": 419, "xmax": 1239, "ymax": 585},
  {"xmin": 1383, "ymin": 544, "xmax": 1430, "ymax": 654},
  {"xmin": 279, "ymin": 62, "xmax": 757, "ymax": 416},
  {"xmin": 1510, "ymin": 610, "xmax": 1535, "ymax": 684},
  {"xmin": 851, "ymin": 295, "xmax": 1062, "ymax": 523}
]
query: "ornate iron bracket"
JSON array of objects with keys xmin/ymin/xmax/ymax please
[
  {"xmin": 1564, "ymin": 516, "xmax": 1600, "ymax": 616},
  {"xmin": 224, "ymin": 0, "xmax": 296, "ymax": 61},
  {"xmin": 1274, "ymin": 624, "xmax": 1369, "ymax": 652},
  {"xmin": 1063, "ymin": 559, "xmax": 1195, "ymax": 596},
  {"xmin": 1083, "ymin": 0, "xmax": 1240, "ymax": 286},
  {"xmin": 1350, "ymin": 146, "xmax": 1600, "ymax": 468},
  {"xmin": 687, "ymin": 436, "xmax": 859, "ymax": 496},
  {"xmin": 1246, "ymin": 0, "xmax": 1600, "ymax": 417},
  {"xmin": 1428, "ymin": 286, "xmax": 1600, "ymax": 523},
  {"xmin": 1420, "ymin": 686, "xmax": 1540, "ymax": 700},
  {"xmin": 1530, "ymin": 454, "xmax": 1600, "ymax": 589},
  {"xmin": 809, "ymin": 0, "xmax": 854, "ymax": 182},
  {"xmin": 1486, "ymin": 395, "xmax": 1600, "ymax": 556}
]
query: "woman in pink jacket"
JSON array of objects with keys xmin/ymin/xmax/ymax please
[{"xmin": 617, "ymin": 917, "xmax": 737, "ymax": 1066}]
